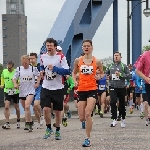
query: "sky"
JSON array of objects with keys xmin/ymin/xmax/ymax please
[{"xmin": 0, "ymin": 0, "xmax": 150, "ymax": 64}]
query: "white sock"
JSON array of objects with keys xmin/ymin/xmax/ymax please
[
  {"xmin": 138, "ymin": 105, "xmax": 141, "ymax": 111},
  {"xmin": 140, "ymin": 103, "xmax": 144, "ymax": 113},
  {"xmin": 130, "ymin": 100, "xmax": 133, "ymax": 108}
]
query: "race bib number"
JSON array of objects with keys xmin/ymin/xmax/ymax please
[
  {"xmin": 80, "ymin": 65, "xmax": 93, "ymax": 74},
  {"xmin": 22, "ymin": 76, "xmax": 33, "ymax": 82},
  {"xmin": 99, "ymin": 85, "xmax": 105, "ymax": 90},
  {"xmin": 7, "ymin": 89, "xmax": 17, "ymax": 95},
  {"xmin": 112, "ymin": 74, "xmax": 120, "ymax": 80},
  {"xmin": 46, "ymin": 71, "xmax": 57, "ymax": 80}
]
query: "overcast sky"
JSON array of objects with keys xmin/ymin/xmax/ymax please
[{"xmin": 0, "ymin": 0, "xmax": 150, "ymax": 64}]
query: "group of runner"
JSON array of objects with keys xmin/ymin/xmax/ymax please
[{"xmin": 0, "ymin": 38, "xmax": 150, "ymax": 147}]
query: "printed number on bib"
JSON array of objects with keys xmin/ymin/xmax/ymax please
[
  {"xmin": 99, "ymin": 85, "xmax": 105, "ymax": 90},
  {"xmin": 80, "ymin": 65, "xmax": 93, "ymax": 74},
  {"xmin": 46, "ymin": 71, "xmax": 57, "ymax": 80},
  {"xmin": 112, "ymin": 74, "xmax": 120, "ymax": 80},
  {"xmin": 7, "ymin": 89, "xmax": 16, "ymax": 95},
  {"xmin": 22, "ymin": 76, "xmax": 33, "ymax": 82}
]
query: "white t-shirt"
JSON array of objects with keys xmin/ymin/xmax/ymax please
[
  {"xmin": 40, "ymin": 52, "xmax": 69, "ymax": 90},
  {"xmin": 13, "ymin": 66, "xmax": 40, "ymax": 97}
]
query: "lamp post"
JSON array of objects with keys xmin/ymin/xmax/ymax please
[
  {"xmin": 143, "ymin": 0, "xmax": 150, "ymax": 17},
  {"xmin": 127, "ymin": 0, "xmax": 130, "ymax": 65},
  {"xmin": 127, "ymin": 0, "xmax": 150, "ymax": 65}
]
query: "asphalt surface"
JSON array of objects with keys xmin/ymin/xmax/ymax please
[{"xmin": 0, "ymin": 105, "xmax": 150, "ymax": 150}]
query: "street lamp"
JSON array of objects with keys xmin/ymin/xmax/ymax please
[
  {"xmin": 127, "ymin": 0, "xmax": 150, "ymax": 65},
  {"xmin": 143, "ymin": 0, "xmax": 150, "ymax": 17}
]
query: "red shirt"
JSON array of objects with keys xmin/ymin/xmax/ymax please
[{"xmin": 134, "ymin": 50, "xmax": 150, "ymax": 83}]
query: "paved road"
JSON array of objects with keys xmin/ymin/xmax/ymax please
[{"xmin": 0, "ymin": 107, "xmax": 150, "ymax": 150}]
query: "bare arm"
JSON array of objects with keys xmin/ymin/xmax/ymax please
[{"xmin": 72, "ymin": 58, "xmax": 79, "ymax": 84}]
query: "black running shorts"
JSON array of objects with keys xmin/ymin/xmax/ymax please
[
  {"xmin": 78, "ymin": 90, "xmax": 97, "ymax": 101},
  {"xmin": 40, "ymin": 88, "xmax": 64, "ymax": 111},
  {"xmin": 5, "ymin": 93, "xmax": 19, "ymax": 104}
]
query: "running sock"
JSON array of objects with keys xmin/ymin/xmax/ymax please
[
  {"xmin": 17, "ymin": 119, "xmax": 20, "ymax": 122},
  {"xmin": 56, "ymin": 127, "xmax": 60, "ymax": 131},
  {"xmin": 46, "ymin": 124, "xmax": 51, "ymax": 130},
  {"xmin": 140, "ymin": 103, "xmax": 144, "ymax": 113},
  {"xmin": 91, "ymin": 111, "xmax": 93, "ymax": 117},
  {"xmin": 129, "ymin": 100, "xmax": 133, "ymax": 108}
]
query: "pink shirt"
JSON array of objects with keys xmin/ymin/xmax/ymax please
[{"xmin": 134, "ymin": 50, "xmax": 150, "ymax": 78}]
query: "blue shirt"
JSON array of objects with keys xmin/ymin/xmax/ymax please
[
  {"xmin": 132, "ymin": 73, "xmax": 142, "ymax": 93},
  {"xmin": 97, "ymin": 75, "xmax": 107, "ymax": 92},
  {"xmin": 141, "ymin": 78, "xmax": 146, "ymax": 93}
]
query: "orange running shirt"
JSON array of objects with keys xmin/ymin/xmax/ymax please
[{"xmin": 77, "ymin": 56, "xmax": 97, "ymax": 91}]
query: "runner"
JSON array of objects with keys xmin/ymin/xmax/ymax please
[
  {"xmin": 72, "ymin": 39, "xmax": 104, "ymax": 147},
  {"xmin": 73, "ymin": 73, "xmax": 79, "ymax": 109},
  {"xmin": 126, "ymin": 64, "xmax": 136, "ymax": 114},
  {"xmin": 106, "ymin": 52, "xmax": 131, "ymax": 128},
  {"xmin": 29, "ymin": 53, "xmax": 44, "ymax": 129},
  {"xmin": 134, "ymin": 51, "xmax": 150, "ymax": 125},
  {"xmin": 97, "ymin": 70, "xmax": 107, "ymax": 118},
  {"xmin": 0, "ymin": 61, "xmax": 20, "ymax": 129},
  {"xmin": 13, "ymin": 55, "xmax": 40, "ymax": 132},
  {"xmin": 61, "ymin": 75, "xmax": 74, "ymax": 126},
  {"xmin": 40, "ymin": 38, "xmax": 70, "ymax": 140},
  {"xmin": 133, "ymin": 72, "xmax": 144, "ymax": 118}
]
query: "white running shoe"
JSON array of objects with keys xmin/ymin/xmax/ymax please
[
  {"xmin": 17, "ymin": 122, "xmax": 20, "ymax": 129},
  {"xmin": 40, "ymin": 116, "xmax": 44, "ymax": 126},
  {"xmin": 121, "ymin": 119, "xmax": 126, "ymax": 128},
  {"xmin": 36, "ymin": 123, "xmax": 41, "ymax": 129},
  {"xmin": 2, "ymin": 123, "xmax": 11, "ymax": 129},
  {"xmin": 110, "ymin": 119, "xmax": 117, "ymax": 127},
  {"xmin": 146, "ymin": 119, "xmax": 149, "ymax": 126}
]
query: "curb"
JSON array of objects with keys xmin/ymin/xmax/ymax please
[{"xmin": 0, "ymin": 110, "xmax": 78, "ymax": 126}]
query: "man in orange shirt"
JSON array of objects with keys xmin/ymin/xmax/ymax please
[{"xmin": 72, "ymin": 39, "xmax": 104, "ymax": 147}]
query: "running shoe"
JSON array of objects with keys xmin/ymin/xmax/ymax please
[
  {"xmin": 55, "ymin": 131, "xmax": 61, "ymax": 140},
  {"xmin": 82, "ymin": 139, "xmax": 91, "ymax": 147}
]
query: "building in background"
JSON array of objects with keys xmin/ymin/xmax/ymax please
[{"xmin": 2, "ymin": 0, "xmax": 27, "ymax": 67}]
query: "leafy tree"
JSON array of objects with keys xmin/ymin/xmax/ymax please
[
  {"xmin": 103, "ymin": 65, "xmax": 106, "ymax": 71},
  {"xmin": 101, "ymin": 56, "xmax": 113, "ymax": 66},
  {"xmin": 0, "ymin": 64, "xmax": 3, "ymax": 83},
  {"xmin": 0, "ymin": 64, "xmax": 3, "ymax": 74},
  {"xmin": 142, "ymin": 45, "xmax": 150, "ymax": 53}
]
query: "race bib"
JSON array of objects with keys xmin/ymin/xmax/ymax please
[
  {"xmin": 99, "ymin": 85, "xmax": 105, "ymax": 90},
  {"xmin": 22, "ymin": 76, "xmax": 33, "ymax": 82},
  {"xmin": 112, "ymin": 74, "xmax": 120, "ymax": 80},
  {"xmin": 80, "ymin": 65, "xmax": 93, "ymax": 74},
  {"xmin": 46, "ymin": 71, "xmax": 57, "ymax": 80},
  {"xmin": 7, "ymin": 89, "xmax": 17, "ymax": 95}
]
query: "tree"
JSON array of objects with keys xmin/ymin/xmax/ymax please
[
  {"xmin": 0, "ymin": 64, "xmax": 3, "ymax": 74},
  {"xmin": 103, "ymin": 65, "xmax": 106, "ymax": 71},
  {"xmin": 101, "ymin": 56, "xmax": 113, "ymax": 67},
  {"xmin": 142, "ymin": 45, "xmax": 150, "ymax": 53},
  {"xmin": 0, "ymin": 64, "xmax": 3, "ymax": 83}
]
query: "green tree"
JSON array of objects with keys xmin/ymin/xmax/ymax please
[
  {"xmin": 142, "ymin": 45, "xmax": 150, "ymax": 53},
  {"xmin": 0, "ymin": 64, "xmax": 3, "ymax": 83},
  {"xmin": 103, "ymin": 65, "xmax": 106, "ymax": 71}
]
